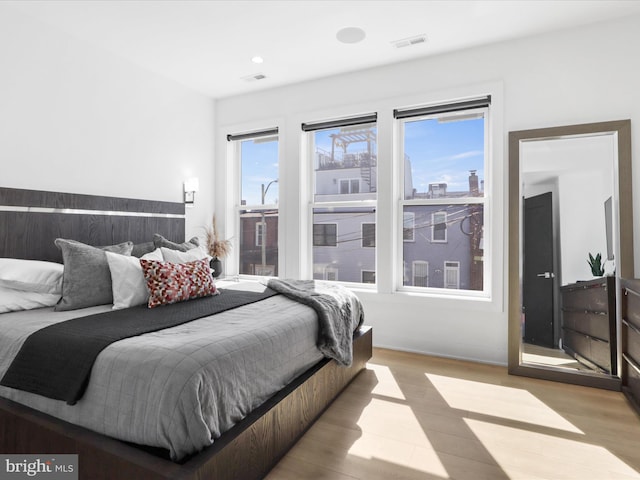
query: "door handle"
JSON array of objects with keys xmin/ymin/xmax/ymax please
[{"xmin": 536, "ymin": 272, "xmax": 555, "ymax": 279}]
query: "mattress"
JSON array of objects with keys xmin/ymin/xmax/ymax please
[{"xmin": 0, "ymin": 282, "xmax": 325, "ymax": 460}]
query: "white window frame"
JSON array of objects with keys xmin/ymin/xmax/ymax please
[
  {"xmin": 226, "ymin": 127, "xmax": 280, "ymax": 279},
  {"xmin": 396, "ymin": 102, "xmax": 489, "ymax": 298},
  {"xmin": 219, "ymin": 85, "xmax": 502, "ymax": 309},
  {"xmin": 431, "ymin": 211, "xmax": 447, "ymax": 243},
  {"xmin": 305, "ymin": 117, "xmax": 377, "ymax": 286}
]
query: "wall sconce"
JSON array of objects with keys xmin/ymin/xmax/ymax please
[{"xmin": 183, "ymin": 177, "xmax": 199, "ymax": 206}]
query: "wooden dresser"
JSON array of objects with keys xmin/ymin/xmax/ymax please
[
  {"xmin": 621, "ymin": 278, "xmax": 640, "ymax": 415},
  {"xmin": 560, "ymin": 276, "xmax": 616, "ymax": 374}
]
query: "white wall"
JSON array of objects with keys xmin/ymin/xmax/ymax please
[
  {"xmin": 215, "ymin": 14, "xmax": 640, "ymax": 365},
  {"xmin": 0, "ymin": 5, "xmax": 216, "ymax": 239},
  {"xmin": 558, "ymin": 171, "xmax": 610, "ymax": 284}
]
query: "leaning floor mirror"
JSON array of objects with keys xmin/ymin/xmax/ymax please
[{"xmin": 508, "ymin": 120, "xmax": 633, "ymax": 389}]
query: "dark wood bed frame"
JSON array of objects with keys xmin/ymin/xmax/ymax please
[{"xmin": 0, "ymin": 187, "xmax": 373, "ymax": 480}]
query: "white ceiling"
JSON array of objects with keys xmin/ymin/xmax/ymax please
[{"xmin": 6, "ymin": 0, "xmax": 640, "ymax": 99}]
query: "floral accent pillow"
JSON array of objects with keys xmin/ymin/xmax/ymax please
[{"xmin": 140, "ymin": 258, "xmax": 217, "ymax": 308}]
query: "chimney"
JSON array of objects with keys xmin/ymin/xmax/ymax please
[{"xmin": 469, "ymin": 170, "xmax": 479, "ymax": 196}]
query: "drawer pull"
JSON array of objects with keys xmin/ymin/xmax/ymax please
[
  {"xmin": 623, "ymin": 353, "xmax": 640, "ymax": 376},
  {"xmin": 624, "ymin": 286, "xmax": 640, "ymax": 299},
  {"xmin": 537, "ymin": 272, "xmax": 555, "ymax": 279}
]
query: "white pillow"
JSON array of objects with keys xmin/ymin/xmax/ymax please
[
  {"xmin": 0, "ymin": 258, "xmax": 63, "ymax": 294},
  {"xmin": 0, "ymin": 286, "xmax": 61, "ymax": 313},
  {"xmin": 160, "ymin": 246, "xmax": 210, "ymax": 263},
  {"xmin": 106, "ymin": 248, "xmax": 163, "ymax": 310}
]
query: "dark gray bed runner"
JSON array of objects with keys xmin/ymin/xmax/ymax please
[{"xmin": 1, "ymin": 288, "xmax": 278, "ymax": 405}]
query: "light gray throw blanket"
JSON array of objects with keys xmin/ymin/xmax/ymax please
[{"xmin": 267, "ymin": 279, "xmax": 364, "ymax": 366}]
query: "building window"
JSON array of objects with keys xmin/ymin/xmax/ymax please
[
  {"xmin": 340, "ymin": 178, "xmax": 360, "ymax": 194},
  {"xmin": 304, "ymin": 114, "xmax": 377, "ymax": 284},
  {"xmin": 313, "ymin": 223, "xmax": 337, "ymax": 246},
  {"xmin": 362, "ymin": 270, "xmax": 376, "ymax": 284},
  {"xmin": 403, "ymin": 212, "xmax": 415, "ymax": 242},
  {"xmin": 255, "ymin": 222, "xmax": 265, "ymax": 247},
  {"xmin": 413, "ymin": 261, "xmax": 429, "ymax": 287},
  {"xmin": 229, "ymin": 128, "xmax": 279, "ymax": 277},
  {"xmin": 432, "ymin": 212, "xmax": 447, "ymax": 243},
  {"xmin": 325, "ymin": 266, "xmax": 338, "ymax": 281},
  {"xmin": 362, "ymin": 223, "xmax": 375, "ymax": 247},
  {"xmin": 396, "ymin": 96, "xmax": 489, "ymax": 292},
  {"xmin": 444, "ymin": 261, "xmax": 460, "ymax": 289}
]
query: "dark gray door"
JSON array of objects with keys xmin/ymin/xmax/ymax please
[{"xmin": 523, "ymin": 192, "xmax": 555, "ymax": 348}]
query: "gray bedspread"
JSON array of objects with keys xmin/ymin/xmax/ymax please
[{"xmin": 0, "ymin": 281, "xmax": 360, "ymax": 461}]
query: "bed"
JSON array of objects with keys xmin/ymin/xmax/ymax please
[{"xmin": 0, "ymin": 186, "xmax": 372, "ymax": 480}]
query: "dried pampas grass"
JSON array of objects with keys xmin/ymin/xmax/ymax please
[{"xmin": 205, "ymin": 215, "xmax": 232, "ymax": 259}]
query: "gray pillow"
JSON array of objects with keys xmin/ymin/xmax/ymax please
[
  {"xmin": 54, "ymin": 239, "xmax": 133, "ymax": 311},
  {"xmin": 153, "ymin": 234, "xmax": 199, "ymax": 252}
]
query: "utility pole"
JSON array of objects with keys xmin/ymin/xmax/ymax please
[{"xmin": 260, "ymin": 179, "xmax": 278, "ymax": 273}]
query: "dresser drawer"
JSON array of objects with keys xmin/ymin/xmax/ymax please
[
  {"xmin": 562, "ymin": 310, "xmax": 610, "ymax": 341},
  {"xmin": 562, "ymin": 283, "xmax": 609, "ymax": 312},
  {"xmin": 623, "ymin": 355, "xmax": 640, "ymax": 412},
  {"xmin": 623, "ymin": 319, "xmax": 640, "ymax": 365},
  {"xmin": 623, "ymin": 285, "xmax": 640, "ymax": 331},
  {"xmin": 562, "ymin": 328, "xmax": 611, "ymax": 372}
]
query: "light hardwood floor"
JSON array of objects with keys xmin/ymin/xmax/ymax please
[{"xmin": 266, "ymin": 348, "xmax": 640, "ymax": 480}]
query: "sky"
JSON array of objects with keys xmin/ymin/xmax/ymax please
[
  {"xmin": 240, "ymin": 139, "xmax": 279, "ymax": 206},
  {"xmin": 403, "ymin": 115, "xmax": 485, "ymax": 195},
  {"xmin": 239, "ymin": 114, "xmax": 485, "ymax": 206}
]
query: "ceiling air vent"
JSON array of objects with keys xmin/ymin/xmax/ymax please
[
  {"xmin": 392, "ymin": 34, "xmax": 427, "ymax": 49},
  {"xmin": 242, "ymin": 73, "xmax": 267, "ymax": 82}
]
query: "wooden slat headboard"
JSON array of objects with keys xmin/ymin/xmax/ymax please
[{"xmin": 0, "ymin": 187, "xmax": 185, "ymax": 262}]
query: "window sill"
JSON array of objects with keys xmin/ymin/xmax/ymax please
[{"xmin": 351, "ymin": 287, "xmax": 501, "ymax": 313}]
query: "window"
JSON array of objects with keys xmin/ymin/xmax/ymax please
[
  {"xmin": 325, "ymin": 266, "xmax": 338, "ymax": 281},
  {"xmin": 304, "ymin": 114, "xmax": 377, "ymax": 284},
  {"xmin": 313, "ymin": 223, "xmax": 337, "ymax": 246},
  {"xmin": 397, "ymin": 97, "xmax": 489, "ymax": 292},
  {"xmin": 255, "ymin": 223, "xmax": 265, "ymax": 247},
  {"xmin": 229, "ymin": 128, "xmax": 279, "ymax": 277},
  {"xmin": 413, "ymin": 261, "xmax": 429, "ymax": 287},
  {"xmin": 444, "ymin": 261, "xmax": 460, "ymax": 289},
  {"xmin": 362, "ymin": 223, "xmax": 375, "ymax": 247},
  {"xmin": 432, "ymin": 212, "xmax": 447, "ymax": 243},
  {"xmin": 403, "ymin": 212, "xmax": 415, "ymax": 242},
  {"xmin": 340, "ymin": 178, "xmax": 360, "ymax": 194},
  {"xmin": 362, "ymin": 270, "xmax": 376, "ymax": 284}
]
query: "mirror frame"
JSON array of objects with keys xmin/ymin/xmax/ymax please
[{"xmin": 508, "ymin": 120, "xmax": 633, "ymax": 390}]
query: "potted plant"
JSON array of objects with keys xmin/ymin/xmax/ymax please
[
  {"xmin": 587, "ymin": 252, "xmax": 605, "ymax": 277},
  {"xmin": 205, "ymin": 215, "xmax": 231, "ymax": 278}
]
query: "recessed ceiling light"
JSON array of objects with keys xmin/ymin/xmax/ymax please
[
  {"xmin": 251, "ymin": 56, "xmax": 264, "ymax": 64},
  {"xmin": 336, "ymin": 27, "xmax": 366, "ymax": 44}
]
